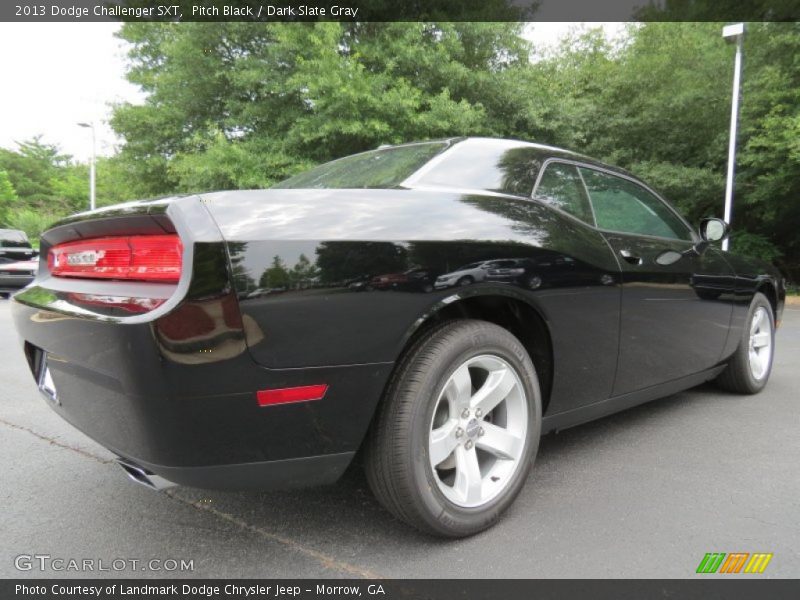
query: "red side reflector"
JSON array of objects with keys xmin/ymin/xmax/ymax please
[
  {"xmin": 257, "ymin": 384, "xmax": 328, "ymax": 407},
  {"xmin": 49, "ymin": 235, "xmax": 182, "ymax": 282}
]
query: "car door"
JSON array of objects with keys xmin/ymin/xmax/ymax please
[{"xmin": 577, "ymin": 166, "xmax": 735, "ymax": 396}]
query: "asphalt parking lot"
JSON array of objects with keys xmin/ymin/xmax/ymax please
[{"xmin": 1, "ymin": 299, "xmax": 798, "ymax": 579}]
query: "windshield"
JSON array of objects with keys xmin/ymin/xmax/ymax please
[{"xmin": 274, "ymin": 142, "xmax": 449, "ymax": 189}]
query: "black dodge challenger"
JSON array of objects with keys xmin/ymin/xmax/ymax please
[{"xmin": 11, "ymin": 138, "xmax": 784, "ymax": 537}]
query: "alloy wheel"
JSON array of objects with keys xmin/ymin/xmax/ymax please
[
  {"xmin": 748, "ymin": 306, "xmax": 773, "ymax": 381},
  {"xmin": 428, "ymin": 354, "xmax": 528, "ymax": 508}
]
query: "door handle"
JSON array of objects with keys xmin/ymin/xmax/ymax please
[{"xmin": 619, "ymin": 249, "xmax": 643, "ymax": 266}]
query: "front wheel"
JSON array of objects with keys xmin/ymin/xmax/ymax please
[
  {"xmin": 715, "ymin": 292, "xmax": 775, "ymax": 394},
  {"xmin": 456, "ymin": 276, "xmax": 474, "ymax": 287},
  {"xmin": 365, "ymin": 320, "xmax": 541, "ymax": 537}
]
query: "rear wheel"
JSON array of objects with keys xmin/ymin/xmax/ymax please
[
  {"xmin": 715, "ymin": 292, "xmax": 775, "ymax": 394},
  {"xmin": 365, "ymin": 320, "xmax": 541, "ymax": 537}
]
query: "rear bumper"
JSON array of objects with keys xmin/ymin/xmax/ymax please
[
  {"xmin": 118, "ymin": 452, "xmax": 356, "ymax": 491},
  {"xmin": 10, "ymin": 199, "xmax": 392, "ymax": 491},
  {"xmin": 11, "ymin": 296, "xmax": 389, "ymax": 490}
]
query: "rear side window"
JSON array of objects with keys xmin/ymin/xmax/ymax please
[
  {"xmin": 578, "ymin": 168, "xmax": 691, "ymax": 241},
  {"xmin": 534, "ymin": 163, "xmax": 595, "ymax": 225}
]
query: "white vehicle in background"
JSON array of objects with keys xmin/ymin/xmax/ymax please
[
  {"xmin": 0, "ymin": 256, "xmax": 38, "ymax": 298},
  {"xmin": 434, "ymin": 260, "xmax": 495, "ymax": 289},
  {"xmin": 0, "ymin": 229, "xmax": 37, "ymax": 298}
]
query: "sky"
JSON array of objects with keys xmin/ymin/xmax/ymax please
[
  {"xmin": 0, "ymin": 23, "xmax": 143, "ymax": 162},
  {"xmin": 0, "ymin": 22, "xmax": 624, "ymax": 163}
]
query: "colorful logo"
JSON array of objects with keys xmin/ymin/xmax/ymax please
[{"xmin": 696, "ymin": 552, "xmax": 773, "ymax": 574}]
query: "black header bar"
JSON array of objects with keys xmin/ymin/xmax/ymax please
[
  {"xmin": 4, "ymin": 579, "xmax": 800, "ymax": 600},
  {"xmin": 2, "ymin": 0, "xmax": 799, "ymax": 23}
]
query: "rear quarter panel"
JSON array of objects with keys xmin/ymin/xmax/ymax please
[{"xmin": 203, "ymin": 188, "xmax": 623, "ymax": 414}]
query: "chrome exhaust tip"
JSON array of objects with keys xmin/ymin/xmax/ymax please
[{"xmin": 116, "ymin": 458, "xmax": 177, "ymax": 491}]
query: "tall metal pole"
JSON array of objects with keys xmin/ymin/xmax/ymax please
[
  {"xmin": 89, "ymin": 124, "xmax": 96, "ymax": 211},
  {"xmin": 722, "ymin": 24, "xmax": 745, "ymax": 252},
  {"xmin": 77, "ymin": 122, "xmax": 96, "ymax": 211}
]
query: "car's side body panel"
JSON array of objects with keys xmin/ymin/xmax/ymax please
[
  {"xmin": 202, "ymin": 188, "xmax": 623, "ymax": 415},
  {"xmin": 601, "ymin": 233, "xmax": 737, "ymax": 395}
]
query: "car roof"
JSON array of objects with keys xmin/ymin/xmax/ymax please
[{"xmin": 445, "ymin": 137, "xmax": 636, "ymax": 179}]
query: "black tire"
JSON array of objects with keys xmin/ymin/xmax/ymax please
[
  {"xmin": 457, "ymin": 276, "xmax": 474, "ymax": 287},
  {"xmin": 526, "ymin": 275, "xmax": 542, "ymax": 290},
  {"xmin": 715, "ymin": 292, "xmax": 775, "ymax": 394},
  {"xmin": 364, "ymin": 320, "xmax": 542, "ymax": 537}
]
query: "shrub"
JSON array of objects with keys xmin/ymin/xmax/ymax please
[{"xmin": 4, "ymin": 208, "xmax": 65, "ymax": 244}]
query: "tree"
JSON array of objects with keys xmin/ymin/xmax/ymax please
[
  {"xmin": 315, "ymin": 241, "xmax": 407, "ymax": 284},
  {"xmin": 0, "ymin": 136, "xmax": 66, "ymax": 206},
  {"xmin": 531, "ymin": 22, "xmax": 798, "ymax": 272},
  {"xmin": 290, "ymin": 254, "xmax": 319, "ymax": 289},
  {"xmin": 111, "ymin": 22, "xmax": 529, "ymax": 193},
  {"xmin": 0, "ymin": 170, "xmax": 18, "ymax": 226},
  {"xmin": 259, "ymin": 255, "xmax": 291, "ymax": 289},
  {"xmin": 0, "ymin": 138, "xmax": 92, "ymax": 214}
]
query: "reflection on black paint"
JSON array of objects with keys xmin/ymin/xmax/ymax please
[
  {"xmin": 154, "ymin": 243, "xmax": 251, "ymax": 364},
  {"xmin": 414, "ymin": 140, "xmax": 544, "ymax": 197},
  {"xmin": 316, "ymin": 241, "xmax": 406, "ymax": 285}
]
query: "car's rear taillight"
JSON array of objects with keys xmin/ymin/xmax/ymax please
[{"xmin": 48, "ymin": 235, "xmax": 182, "ymax": 282}]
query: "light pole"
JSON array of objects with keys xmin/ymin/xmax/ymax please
[
  {"xmin": 77, "ymin": 122, "xmax": 96, "ymax": 211},
  {"xmin": 721, "ymin": 23, "xmax": 745, "ymax": 252}
]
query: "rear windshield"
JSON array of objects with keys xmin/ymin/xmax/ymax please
[
  {"xmin": 0, "ymin": 229, "xmax": 31, "ymax": 248},
  {"xmin": 274, "ymin": 142, "xmax": 449, "ymax": 189},
  {"xmin": 412, "ymin": 139, "xmax": 544, "ymax": 197}
]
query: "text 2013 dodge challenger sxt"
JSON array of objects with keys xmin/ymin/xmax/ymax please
[{"xmin": 11, "ymin": 138, "xmax": 785, "ymax": 537}]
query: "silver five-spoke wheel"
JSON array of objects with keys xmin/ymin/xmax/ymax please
[
  {"xmin": 715, "ymin": 292, "xmax": 775, "ymax": 395},
  {"xmin": 366, "ymin": 320, "xmax": 540, "ymax": 537},
  {"xmin": 748, "ymin": 306, "xmax": 772, "ymax": 381},
  {"xmin": 429, "ymin": 354, "xmax": 528, "ymax": 508}
]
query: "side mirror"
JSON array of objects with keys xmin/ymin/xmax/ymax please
[{"xmin": 699, "ymin": 218, "xmax": 729, "ymax": 243}]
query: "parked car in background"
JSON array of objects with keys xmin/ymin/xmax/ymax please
[
  {"xmin": 371, "ymin": 267, "xmax": 439, "ymax": 292},
  {"xmin": 246, "ymin": 287, "xmax": 286, "ymax": 299},
  {"xmin": 0, "ymin": 256, "xmax": 38, "ymax": 298},
  {"xmin": 10, "ymin": 138, "xmax": 785, "ymax": 538},
  {"xmin": 346, "ymin": 274, "xmax": 373, "ymax": 291},
  {"xmin": 484, "ymin": 258, "xmax": 533, "ymax": 286},
  {"xmin": 0, "ymin": 229, "xmax": 35, "ymax": 261},
  {"xmin": 484, "ymin": 254, "xmax": 593, "ymax": 290},
  {"xmin": 434, "ymin": 261, "xmax": 493, "ymax": 289}
]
